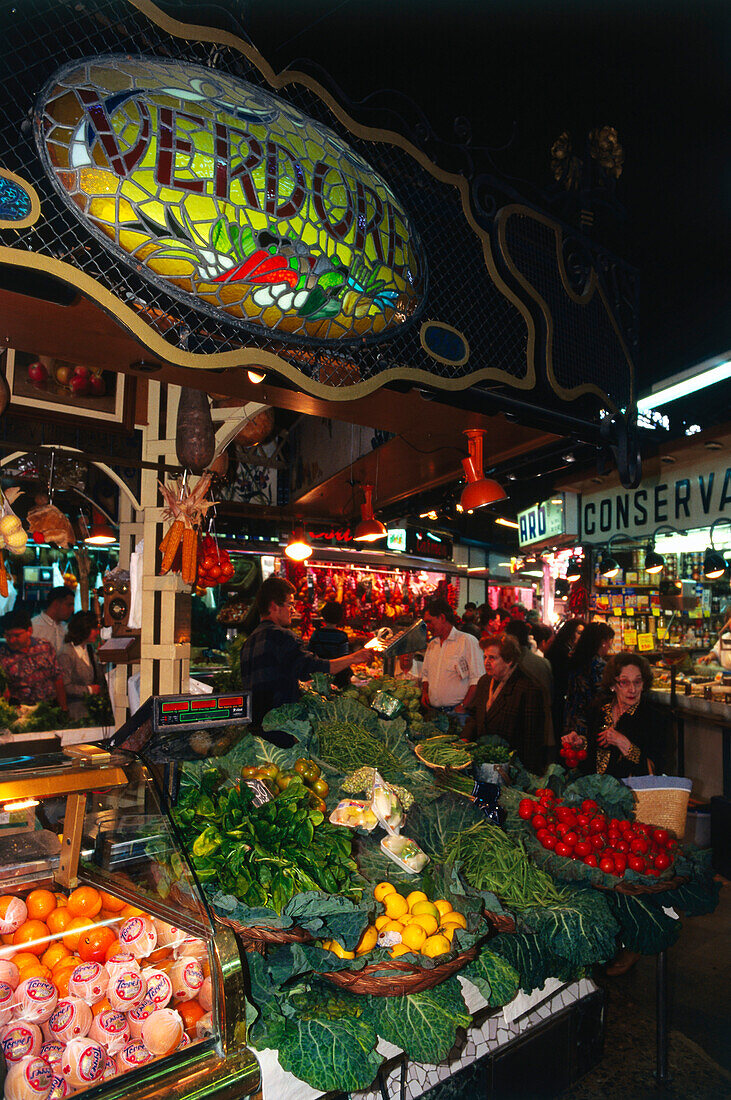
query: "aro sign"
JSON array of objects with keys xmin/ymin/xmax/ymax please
[{"xmin": 518, "ymin": 495, "xmax": 577, "ymax": 549}]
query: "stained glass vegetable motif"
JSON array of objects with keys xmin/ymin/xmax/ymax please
[
  {"xmin": 0, "ymin": 173, "xmax": 32, "ymax": 222},
  {"xmin": 36, "ymin": 56, "xmax": 426, "ymax": 342}
]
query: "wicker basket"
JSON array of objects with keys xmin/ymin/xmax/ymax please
[
  {"xmin": 414, "ymin": 743, "xmax": 472, "ymax": 773},
  {"xmin": 217, "ymin": 916, "xmax": 313, "ymax": 954},
  {"xmin": 596, "ymin": 874, "xmax": 687, "ymax": 897},
  {"xmin": 320, "ymin": 944, "xmax": 478, "ymax": 997},
  {"xmin": 624, "ymin": 776, "xmax": 692, "ymax": 839}
]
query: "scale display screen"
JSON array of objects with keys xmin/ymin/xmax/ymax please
[{"xmin": 153, "ymin": 693, "xmax": 251, "ymax": 731}]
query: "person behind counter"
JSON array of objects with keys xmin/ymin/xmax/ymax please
[
  {"xmin": 546, "ymin": 618, "xmax": 584, "ymax": 737},
  {"xmin": 57, "ymin": 611, "xmax": 109, "ymax": 723},
  {"xmin": 562, "ymin": 652, "xmax": 673, "ymax": 779},
  {"xmin": 0, "ymin": 607, "xmax": 68, "ymax": 710},
  {"xmin": 309, "ymin": 600, "xmax": 351, "ymax": 689},
  {"xmin": 240, "ymin": 576, "xmax": 373, "ymax": 740},
  {"xmin": 563, "ymin": 621, "xmax": 615, "ymax": 739},
  {"xmin": 32, "ymin": 587, "xmax": 75, "ymax": 654},
  {"xmin": 421, "ymin": 597, "xmax": 484, "ymax": 726},
  {"xmin": 698, "ymin": 604, "xmax": 731, "ymax": 669},
  {"xmin": 463, "ymin": 634, "xmax": 546, "ymax": 773}
]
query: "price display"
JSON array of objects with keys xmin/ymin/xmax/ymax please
[
  {"xmin": 154, "ymin": 693, "xmax": 251, "ymax": 731},
  {"xmin": 624, "ymin": 629, "xmax": 638, "ymax": 647},
  {"xmin": 637, "ymin": 633, "xmax": 654, "ymax": 652}
]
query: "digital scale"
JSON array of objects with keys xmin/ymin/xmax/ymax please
[{"xmin": 154, "ymin": 693, "xmax": 251, "ymax": 730}]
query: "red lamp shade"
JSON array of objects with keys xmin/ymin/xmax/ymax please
[
  {"xmin": 354, "ymin": 484, "xmax": 387, "ymax": 542},
  {"xmin": 284, "ymin": 524, "xmax": 312, "ymax": 561},
  {"xmin": 460, "ymin": 429, "xmax": 507, "ymax": 511},
  {"xmin": 84, "ymin": 508, "xmax": 116, "ymax": 546}
]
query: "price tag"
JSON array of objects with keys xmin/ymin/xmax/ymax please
[
  {"xmin": 624, "ymin": 628, "xmax": 638, "ymax": 646},
  {"xmin": 657, "ymin": 627, "xmax": 668, "ymax": 640},
  {"xmin": 703, "ymin": 608, "xmax": 711, "ymax": 618},
  {"xmin": 625, "ymin": 606, "xmax": 635, "ymax": 617},
  {"xmin": 638, "ymin": 632, "xmax": 654, "ymax": 652},
  {"xmin": 652, "ymin": 607, "xmax": 661, "ymax": 617}
]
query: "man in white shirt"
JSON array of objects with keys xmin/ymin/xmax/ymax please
[
  {"xmin": 421, "ymin": 597, "xmax": 483, "ymax": 725},
  {"xmin": 32, "ymin": 587, "xmax": 75, "ymax": 654}
]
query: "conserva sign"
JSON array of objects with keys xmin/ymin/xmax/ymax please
[
  {"xmin": 37, "ymin": 56, "xmax": 426, "ymax": 342},
  {"xmin": 580, "ymin": 460, "xmax": 731, "ymax": 538}
]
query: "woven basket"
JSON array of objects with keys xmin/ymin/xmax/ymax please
[
  {"xmin": 414, "ymin": 743, "xmax": 472, "ymax": 773},
  {"xmin": 596, "ymin": 874, "xmax": 687, "ymax": 897},
  {"xmin": 624, "ymin": 776, "xmax": 692, "ymax": 839},
  {"xmin": 320, "ymin": 944, "xmax": 478, "ymax": 997},
  {"xmin": 217, "ymin": 916, "xmax": 313, "ymax": 954}
]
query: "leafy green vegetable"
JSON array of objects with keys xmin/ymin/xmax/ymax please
[
  {"xmin": 367, "ymin": 978, "xmax": 471, "ymax": 1063},
  {"xmin": 0, "ymin": 697, "xmax": 18, "ymax": 730},
  {"xmin": 516, "ymin": 885, "xmax": 618, "ymax": 966},
  {"xmin": 489, "ymin": 932, "xmax": 582, "ymax": 994},
  {"xmin": 605, "ymin": 892, "xmax": 682, "ymax": 955},
  {"xmin": 463, "ymin": 949, "xmax": 520, "ymax": 1007},
  {"xmin": 562, "ymin": 772, "xmax": 635, "ymax": 819}
]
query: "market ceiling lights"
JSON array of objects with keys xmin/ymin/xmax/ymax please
[
  {"xmin": 644, "ymin": 543, "xmax": 665, "ymax": 574},
  {"xmin": 566, "ymin": 556, "xmax": 582, "ymax": 582},
  {"xmin": 84, "ymin": 510, "xmax": 116, "ymax": 546},
  {"xmin": 354, "ymin": 485, "xmax": 387, "ymax": 542},
  {"xmin": 459, "ymin": 429, "xmax": 507, "ymax": 511},
  {"xmin": 599, "ymin": 550, "xmax": 620, "ymax": 579},
  {"xmin": 284, "ymin": 524, "xmax": 313, "ymax": 561},
  {"xmin": 703, "ymin": 548, "xmax": 726, "ymax": 580}
]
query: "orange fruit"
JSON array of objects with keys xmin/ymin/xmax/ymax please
[
  {"xmin": 78, "ymin": 926, "xmax": 116, "ymax": 964},
  {"xmin": 53, "ymin": 961, "xmax": 77, "ymax": 997},
  {"xmin": 67, "ymin": 887, "xmax": 102, "ymax": 919},
  {"xmin": 26, "ymin": 889, "xmax": 57, "ymax": 922},
  {"xmin": 1, "ymin": 934, "xmax": 14, "ymax": 946},
  {"xmin": 47, "ymin": 909, "xmax": 72, "ymax": 936},
  {"xmin": 99, "ymin": 891, "xmax": 125, "ymax": 913},
  {"xmin": 176, "ymin": 999, "xmax": 204, "ymax": 1032},
  {"xmin": 92, "ymin": 996, "xmax": 112, "ymax": 1017},
  {"xmin": 13, "ymin": 920, "xmax": 50, "ymax": 957},
  {"xmin": 99, "ymin": 909, "xmax": 123, "ymax": 923},
  {"xmin": 41, "ymin": 943, "xmax": 71, "ymax": 971},
  {"xmin": 11, "ymin": 952, "xmax": 39, "ymax": 972},
  {"xmin": 62, "ymin": 917, "xmax": 92, "ymax": 952},
  {"xmin": 53, "ymin": 893, "xmax": 68, "ymax": 908},
  {"xmin": 15, "ymin": 962, "xmax": 51, "ymax": 982},
  {"xmin": 104, "ymin": 938, "xmax": 122, "ymax": 962},
  {"xmin": 118, "ymin": 904, "xmax": 144, "ymax": 919},
  {"xmin": 147, "ymin": 947, "xmax": 171, "ymax": 964}
]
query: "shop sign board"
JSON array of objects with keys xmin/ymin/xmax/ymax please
[
  {"xmin": 37, "ymin": 56, "xmax": 426, "ymax": 343},
  {"xmin": 406, "ymin": 529, "xmax": 453, "ymax": 562},
  {"xmin": 580, "ymin": 459, "xmax": 731, "ymax": 539},
  {"xmin": 386, "ymin": 528, "xmax": 407, "ymax": 552},
  {"xmin": 518, "ymin": 494, "xmax": 578, "ymax": 548}
]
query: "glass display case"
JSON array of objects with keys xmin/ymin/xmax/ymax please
[{"xmin": 0, "ymin": 744, "xmax": 259, "ymax": 1100}]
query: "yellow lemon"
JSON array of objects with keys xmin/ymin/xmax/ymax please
[
  {"xmin": 375, "ymin": 914, "xmax": 391, "ymax": 931},
  {"xmin": 374, "ymin": 882, "xmax": 396, "ymax": 902},
  {"xmin": 440, "ymin": 924, "xmax": 455, "ymax": 943},
  {"xmin": 389, "ymin": 943, "xmax": 413, "ymax": 959},
  {"xmin": 355, "ymin": 926, "xmax": 378, "ymax": 956},
  {"xmin": 320, "ymin": 940, "xmax": 332, "ymax": 951},
  {"xmin": 441, "ymin": 911, "xmax": 467, "ymax": 929},
  {"xmin": 410, "ymin": 913, "xmax": 439, "ymax": 936},
  {"xmin": 383, "ymin": 893, "xmax": 409, "ymax": 920},
  {"xmin": 434, "ymin": 899, "xmax": 453, "ymax": 918},
  {"xmin": 382, "ymin": 919, "xmax": 405, "ymax": 936},
  {"xmin": 421, "ymin": 934, "xmax": 451, "ymax": 958},
  {"xmin": 410, "ymin": 900, "xmax": 439, "ymax": 921},
  {"xmin": 328, "ymin": 940, "xmax": 355, "ymax": 960},
  {"xmin": 400, "ymin": 923, "xmax": 427, "ymax": 951},
  {"xmin": 406, "ymin": 890, "xmax": 428, "ymax": 910}
]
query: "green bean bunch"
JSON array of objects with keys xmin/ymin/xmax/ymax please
[
  {"xmin": 315, "ymin": 719, "xmax": 402, "ymax": 779},
  {"xmin": 419, "ymin": 738, "xmax": 473, "ymax": 768},
  {"xmin": 444, "ymin": 821, "xmax": 568, "ymax": 911}
]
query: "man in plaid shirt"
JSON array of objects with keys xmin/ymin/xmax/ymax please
[{"xmin": 240, "ymin": 576, "xmax": 372, "ymax": 739}]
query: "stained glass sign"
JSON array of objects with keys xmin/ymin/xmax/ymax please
[{"xmin": 36, "ymin": 56, "xmax": 426, "ymax": 343}]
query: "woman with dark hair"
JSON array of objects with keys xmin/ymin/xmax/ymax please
[
  {"xmin": 546, "ymin": 619, "xmax": 584, "ymax": 737},
  {"xmin": 563, "ymin": 652, "xmax": 673, "ymax": 779},
  {"xmin": 309, "ymin": 601, "xmax": 351, "ymax": 689},
  {"xmin": 58, "ymin": 611, "xmax": 108, "ymax": 722},
  {"xmin": 563, "ymin": 621, "xmax": 615, "ymax": 739}
]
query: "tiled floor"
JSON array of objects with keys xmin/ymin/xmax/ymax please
[{"xmin": 560, "ymin": 877, "xmax": 731, "ymax": 1099}]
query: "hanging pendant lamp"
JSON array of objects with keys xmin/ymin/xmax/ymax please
[
  {"xmin": 354, "ymin": 484, "xmax": 387, "ymax": 542},
  {"xmin": 84, "ymin": 508, "xmax": 116, "ymax": 546},
  {"xmin": 460, "ymin": 429, "xmax": 507, "ymax": 512},
  {"xmin": 284, "ymin": 524, "xmax": 313, "ymax": 561}
]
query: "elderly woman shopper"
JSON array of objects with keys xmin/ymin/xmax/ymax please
[
  {"xmin": 463, "ymin": 634, "xmax": 546, "ymax": 774},
  {"xmin": 58, "ymin": 611, "xmax": 108, "ymax": 722},
  {"xmin": 563, "ymin": 652, "xmax": 673, "ymax": 779}
]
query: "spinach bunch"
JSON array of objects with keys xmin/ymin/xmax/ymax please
[{"xmin": 172, "ymin": 767, "xmax": 362, "ymax": 914}]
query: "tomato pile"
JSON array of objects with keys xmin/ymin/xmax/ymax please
[
  {"xmin": 519, "ymin": 790, "xmax": 678, "ymax": 877},
  {"xmin": 559, "ymin": 742, "xmax": 587, "ymax": 769},
  {"xmin": 240, "ymin": 758, "xmax": 330, "ymax": 813},
  {"xmin": 196, "ymin": 535, "xmax": 234, "ymax": 589}
]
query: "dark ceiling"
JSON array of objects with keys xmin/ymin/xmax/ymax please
[{"xmin": 168, "ymin": 0, "xmax": 729, "ymax": 398}]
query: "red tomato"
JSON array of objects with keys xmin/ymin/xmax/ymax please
[
  {"xmin": 518, "ymin": 799, "xmax": 536, "ymax": 819},
  {"xmin": 556, "ymin": 807, "xmax": 576, "ymax": 824},
  {"xmin": 665, "ymin": 839, "xmax": 678, "ymax": 851},
  {"xmin": 599, "ymin": 857, "xmax": 616, "ymax": 874},
  {"xmin": 653, "ymin": 829, "xmax": 670, "ymax": 847},
  {"xmin": 576, "ymin": 749, "xmax": 588, "ymax": 760},
  {"xmin": 536, "ymin": 829, "xmax": 551, "ymax": 844},
  {"xmin": 654, "ymin": 851, "xmax": 672, "ymax": 871},
  {"xmin": 609, "ymin": 819, "xmax": 621, "ymax": 831},
  {"xmin": 555, "ymin": 842, "xmax": 572, "ymax": 858},
  {"xmin": 583, "ymin": 854, "xmax": 599, "ymax": 867},
  {"xmin": 591, "ymin": 835, "xmax": 606, "ymax": 851},
  {"xmin": 581, "ymin": 800, "xmax": 599, "ymax": 813},
  {"xmin": 574, "ymin": 840, "xmax": 592, "ymax": 858},
  {"xmin": 615, "ymin": 840, "xmax": 630, "ymax": 854},
  {"xmin": 540, "ymin": 834, "xmax": 557, "ymax": 850},
  {"xmin": 630, "ymin": 838, "xmax": 649, "ymax": 855},
  {"xmin": 576, "ymin": 814, "xmax": 591, "ymax": 829},
  {"xmin": 646, "ymin": 867, "xmax": 660, "ymax": 877},
  {"xmin": 531, "ymin": 814, "xmax": 548, "ymax": 830},
  {"xmin": 613, "ymin": 854, "xmax": 627, "ymax": 873},
  {"xmin": 563, "ymin": 831, "xmax": 578, "ymax": 848},
  {"xmin": 628, "ymin": 855, "xmax": 646, "ymax": 873},
  {"xmin": 535, "ymin": 789, "xmax": 555, "ymax": 800}
]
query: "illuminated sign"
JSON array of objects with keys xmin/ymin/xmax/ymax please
[
  {"xmin": 154, "ymin": 692, "xmax": 251, "ymax": 729},
  {"xmin": 406, "ymin": 529, "xmax": 453, "ymax": 561},
  {"xmin": 37, "ymin": 56, "xmax": 426, "ymax": 343},
  {"xmin": 518, "ymin": 494, "xmax": 578, "ymax": 548},
  {"xmin": 386, "ymin": 528, "xmax": 406, "ymax": 552}
]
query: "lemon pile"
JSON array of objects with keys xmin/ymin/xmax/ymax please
[{"xmin": 373, "ymin": 883, "xmax": 466, "ymax": 959}]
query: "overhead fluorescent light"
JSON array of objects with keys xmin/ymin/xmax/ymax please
[
  {"xmin": 636, "ymin": 354, "xmax": 731, "ymax": 411},
  {"xmin": 495, "ymin": 517, "xmax": 519, "ymax": 529}
]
